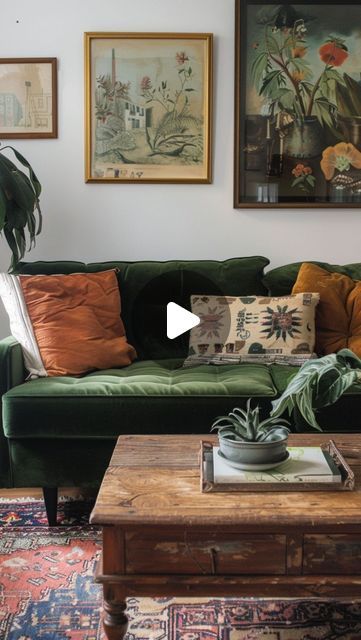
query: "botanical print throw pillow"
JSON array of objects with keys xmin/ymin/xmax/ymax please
[{"xmin": 185, "ymin": 293, "xmax": 320, "ymax": 367}]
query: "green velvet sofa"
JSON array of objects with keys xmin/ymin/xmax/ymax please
[{"xmin": 1, "ymin": 256, "xmax": 360, "ymax": 524}]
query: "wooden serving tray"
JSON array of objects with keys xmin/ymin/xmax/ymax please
[{"xmin": 200, "ymin": 439, "xmax": 355, "ymax": 493}]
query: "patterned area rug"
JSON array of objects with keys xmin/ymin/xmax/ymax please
[{"xmin": 1, "ymin": 499, "xmax": 361, "ymax": 639}]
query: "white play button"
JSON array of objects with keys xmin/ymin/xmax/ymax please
[{"xmin": 167, "ymin": 302, "xmax": 200, "ymax": 339}]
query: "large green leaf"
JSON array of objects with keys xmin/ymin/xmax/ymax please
[
  {"xmin": 251, "ymin": 51, "xmax": 268, "ymax": 90},
  {"xmin": 336, "ymin": 82, "xmax": 356, "ymax": 117},
  {"xmin": 4, "ymin": 146, "xmax": 41, "ymax": 198},
  {"xmin": 0, "ymin": 155, "xmax": 36, "ymax": 211},
  {"xmin": 0, "ymin": 188, "xmax": 7, "ymax": 231},
  {"xmin": 260, "ymin": 70, "xmax": 282, "ymax": 98},
  {"xmin": 313, "ymin": 97, "xmax": 336, "ymax": 128},
  {"xmin": 0, "ymin": 146, "xmax": 42, "ymax": 270},
  {"xmin": 276, "ymin": 88, "xmax": 295, "ymax": 111},
  {"xmin": 265, "ymin": 33, "xmax": 280, "ymax": 55},
  {"xmin": 271, "ymin": 349, "xmax": 361, "ymax": 430},
  {"xmin": 14, "ymin": 227, "xmax": 26, "ymax": 258},
  {"xmin": 6, "ymin": 202, "xmax": 28, "ymax": 230},
  {"xmin": 325, "ymin": 68, "xmax": 346, "ymax": 87},
  {"xmin": 343, "ymin": 73, "xmax": 361, "ymax": 115},
  {"xmin": 290, "ymin": 58, "xmax": 313, "ymax": 80},
  {"xmin": 3, "ymin": 224, "xmax": 19, "ymax": 270}
]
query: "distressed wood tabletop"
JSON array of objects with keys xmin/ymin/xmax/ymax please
[{"xmin": 90, "ymin": 433, "xmax": 361, "ymax": 527}]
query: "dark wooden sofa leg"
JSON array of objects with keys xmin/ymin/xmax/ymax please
[{"xmin": 43, "ymin": 487, "xmax": 58, "ymax": 526}]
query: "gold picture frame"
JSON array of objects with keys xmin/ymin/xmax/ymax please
[
  {"xmin": 0, "ymin": 58, "xmax": 57, "ymax": 139},
  {"xmin": 84, "ymin": 32, "xmax": 212, "ymax": 183}
]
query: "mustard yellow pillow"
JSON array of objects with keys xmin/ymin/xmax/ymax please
[{"xmin": 292, "ymin": 262, "xmax": 361, "ymax": 356}]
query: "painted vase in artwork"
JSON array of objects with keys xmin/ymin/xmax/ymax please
[{"xmin": 284, "ymin": 117, "xmax": 325, "ymax": 159}]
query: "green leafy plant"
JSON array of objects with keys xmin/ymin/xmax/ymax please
[
  {"xmin": 211, "ymin": 399, "xmax": 290, "ymax": 443},
  {"xmin": 251, "ymin": 6, "xmax": 348, "ymax": 129},
  {"xmin": 139, "ymin": 52, "xmax": 202, "ymax": 160},
  {"xmin": 271, "ymin": 348, "xmax": 361, "ymax": 430},
  {"xmin": 0, "ymin": 145, "xmax": 41, "ymax": 271}
]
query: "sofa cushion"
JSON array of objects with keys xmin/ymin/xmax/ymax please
[
  {"xmin": 185, "ymin": 292, "xmax": 319, "ymax": 366},
  {"xmin": 3, "ymin": 358, "xmax": 277, "ymax": 439},
  {"xmin": 264, "ymin": 261, "xmax": 361, "ymax": 297},
  {"xmin": 0, "ymin": 270, "xmax": 136, "ymax": 376},
  {"xmin": 16, "ymin": 257, "xmax": 270, "ymax": 360},
  {"xmin": 292, "ymin": 262, "xmax": 361, "ymax": 357}
]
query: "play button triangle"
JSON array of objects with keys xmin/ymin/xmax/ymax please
[{"xmin": 167, "ymin": 302, "xmax": 200, "ymax": 340}]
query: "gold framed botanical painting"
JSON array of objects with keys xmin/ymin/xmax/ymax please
[
  {"xmin": 84, "ymin": 32, "xmax": 212, "ymax": 183},
  {"xmin": 0, "ymin": 58, "xmax": 57, "ymax": 139}
]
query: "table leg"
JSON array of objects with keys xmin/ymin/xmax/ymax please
[{"xmin": 103, "ymin": 599, "xmax": 128, "ymax": 640}]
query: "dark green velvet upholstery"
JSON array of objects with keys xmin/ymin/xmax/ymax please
[
  {"xmin": 1, "ymin": 256, "xmax": 361, "ymax": 492},
  {"xmin": 8, "ymin": 439, "xmax": 115, "ymax": 487},
  {"xmin": 17, "ymin": 257, "xmax": 269, "ymax": 360},
  {"xmin": 264, "ymin": 260, "xmax": 361, "ymax": 297},
  {"xmin": 3, "ymin": 360, "xmax": 277, "ymax": 439},
  {"xmin": 0, "ymin": 338, "xmax": 26, "ymax": 486}
]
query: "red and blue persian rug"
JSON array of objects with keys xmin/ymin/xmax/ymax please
[{"xmin": 1, "ymin": 498, "xmax": 361, "ymax": 640}]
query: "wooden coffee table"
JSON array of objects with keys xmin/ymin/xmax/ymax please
[{"xmin": 90, "ymin": 433, "xmax": 361, "ymax": 640}]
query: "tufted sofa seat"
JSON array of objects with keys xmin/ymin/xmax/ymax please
[{"xmin": 1, "ymin": 256, "xmax": 361, "ymax": 523}]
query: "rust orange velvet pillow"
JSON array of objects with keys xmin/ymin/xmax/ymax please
[
  {"xmin": 0, "ymin": 270, "xmax": 136, "ymax": 376},
  {"xmin": 292, "ymin": 262, "xmax": 361, "ymax": 357}
]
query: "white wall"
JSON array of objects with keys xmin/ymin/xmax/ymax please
[{"xmin": 1, "ymin": 0, "xmax": 360, "ymax": 337}]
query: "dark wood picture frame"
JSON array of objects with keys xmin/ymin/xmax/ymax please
[
  {"xmin": 234, "ymin": 0, "xmax": 361, "ymax": 208},
  {"xmin": 0, "ymin": 57, "xmax": 57, "ymax": 139}
]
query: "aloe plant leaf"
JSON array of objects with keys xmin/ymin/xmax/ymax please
[
  {"xmin": 256, "ymin": 432, "xmax": 269, "ymax": 442},
  {"xmin": 228, "ymin": 412, "xmax": 244, "ymax": 425},
  {"xmin": 224, "ymin": 416, "xmax": 248, "ymax": 431},
  {"xmin": 217, "ymin": 428, "xmax": 240, "ymax": 440},
  {"xmin": 210, "ymin": 417, "xmax": 233, "ymax": 430},
  {"xmin": 232, "ymin": 407, "xmax": 248, "ymax": 421},
  {"xmin": 258, "ymin": 416, "xmax": 290, "ymax": 430},
  {"xmin": 211, "ymin": 416, "xmax": 248, "ymax": 434},
  {"xmin": 262, "ymin": 430, "xmax": 288, "ymax": 442}
]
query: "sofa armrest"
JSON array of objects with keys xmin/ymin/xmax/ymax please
[
  {"xmin": 0, "ymin": 337, "xmax": 26, "ymax": 487},
  {"xmin": 0, "ymin": 336, "xmax": 26, "ymax": 393}
]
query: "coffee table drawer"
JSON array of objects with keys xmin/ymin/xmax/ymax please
[
  {"xmin": 304, "ymin": 535, "xmax": 361, "ymax": 574},
  {"xmin": 125, "ymin": 532, "xmax": 286, "ymax": 574}
]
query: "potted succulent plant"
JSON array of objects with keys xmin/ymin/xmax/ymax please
[
  {"xmin": 211, "ymin": 399, "xmax": 290, "ymax": 466},
  {"xmin": 0, "ymin": 144, "xmax": 42, "ymax": 271}
]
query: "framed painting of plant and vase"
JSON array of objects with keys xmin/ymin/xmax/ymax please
[
  {"xmin": 234, "ymin": 0, "xmax": 361, "ymax": 207},
  {"xmin": 0, "ymin": 58, "xmax": 57, "ymax": 138},
  {"xmin": 84, "ymin": 33, "xmax": 212, "ymax": 183}
]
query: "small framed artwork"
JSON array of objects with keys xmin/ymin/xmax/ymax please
[
  {"xmin": 84, "ymin": 32, "xmax": 212, "ymax": 183},
  {"xmin": 0, "ymin": 58, "xmax": 57, "ymax": 138},
  {"xmin": 234, "ymin": 0, "xmax": 361, "ymax": 208}
]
